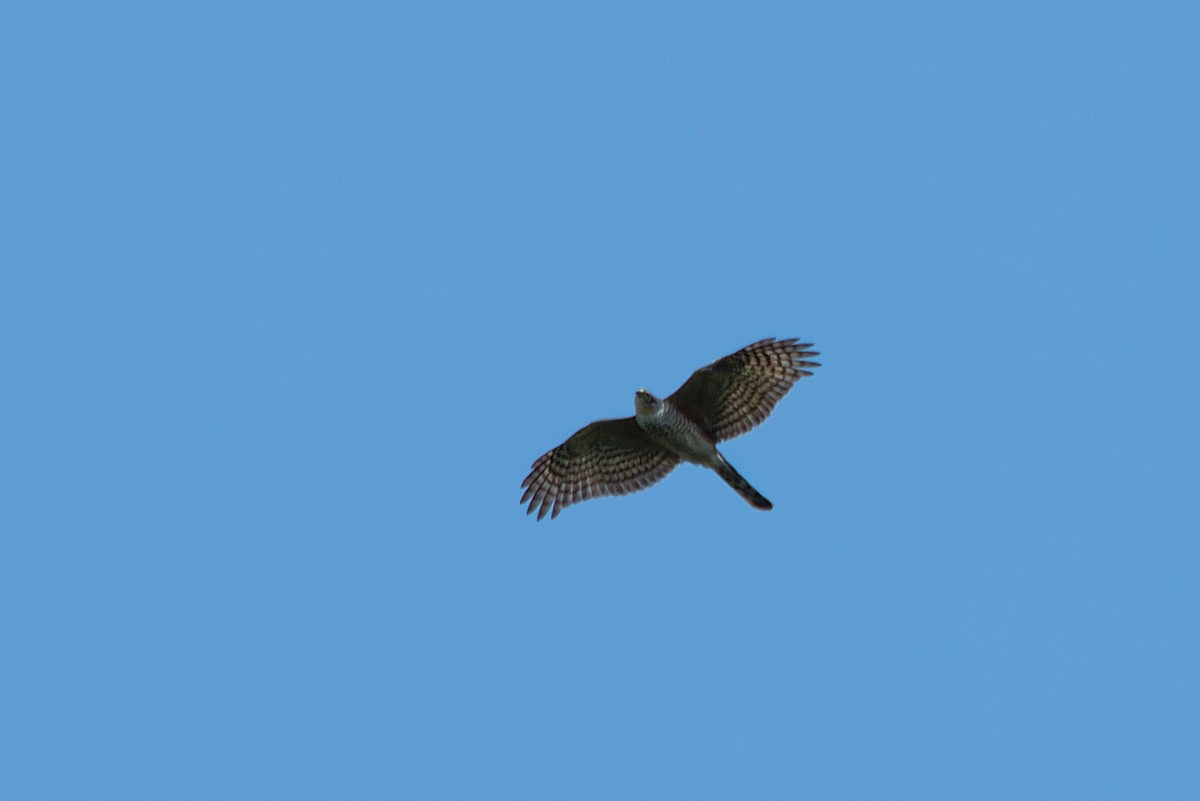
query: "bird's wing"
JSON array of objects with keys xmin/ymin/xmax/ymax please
[
  {"xmin": 666, "ymin": 338, "xmax": 820, "ymax": 442},
  {"xmin": 521, "ymin": 417, "xmax": 680, "ymax": 520}
]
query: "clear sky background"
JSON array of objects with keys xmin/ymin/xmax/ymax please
[{"xmin": 3, "ymin": 2, "xmax": 1198, "ymax": 799}]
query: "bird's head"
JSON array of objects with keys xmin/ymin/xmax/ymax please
[{"xmin": 634, "ymin": 388, "xmax": 661, "ymax": 416}]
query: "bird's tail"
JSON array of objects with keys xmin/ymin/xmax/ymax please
[{"xmin": 715, "ymin": 457, "xmax": 773, "ymax": 510}]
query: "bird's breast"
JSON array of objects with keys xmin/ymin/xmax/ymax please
[{"xmin": 637, "ymin": 405, "xmax": 719, "ymax": 466}]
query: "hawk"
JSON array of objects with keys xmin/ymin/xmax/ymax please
[{"xmin": 521, "ymin": 337, "xmax": 820, "ymax": 520}]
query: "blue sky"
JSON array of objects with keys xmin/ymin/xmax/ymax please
[{"xmin": 3, "ymin": 1, "xmax": 1198, "ymax": 798}]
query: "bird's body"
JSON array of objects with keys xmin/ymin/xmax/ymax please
[
  {"xmin": 521, "ymin": 337, "xmax": 820, "ymax": 520},
  {"xmin": 634, "ymin": 389, "xmax": 719, "ymax": 466},
  {"xmin": 630, "ymin": 387, "xmax": 774, "ymax": 508}
]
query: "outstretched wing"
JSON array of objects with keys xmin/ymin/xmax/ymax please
[
  {"xmin": 667, "ymin": 338, "xmax": 820, "ymax": 442},
  {"xmin": 520, "ymin": 417, "xmax": 680, "ymax": 520}
]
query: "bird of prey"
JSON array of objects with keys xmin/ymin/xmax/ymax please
[{"xmin": 520, "ymin": 337, "xmax": 820, "ymax": 520}]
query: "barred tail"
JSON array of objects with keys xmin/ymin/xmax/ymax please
[{"xmin": 715, "ymin": 457, "xmax": 773, "ymax": 510}]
